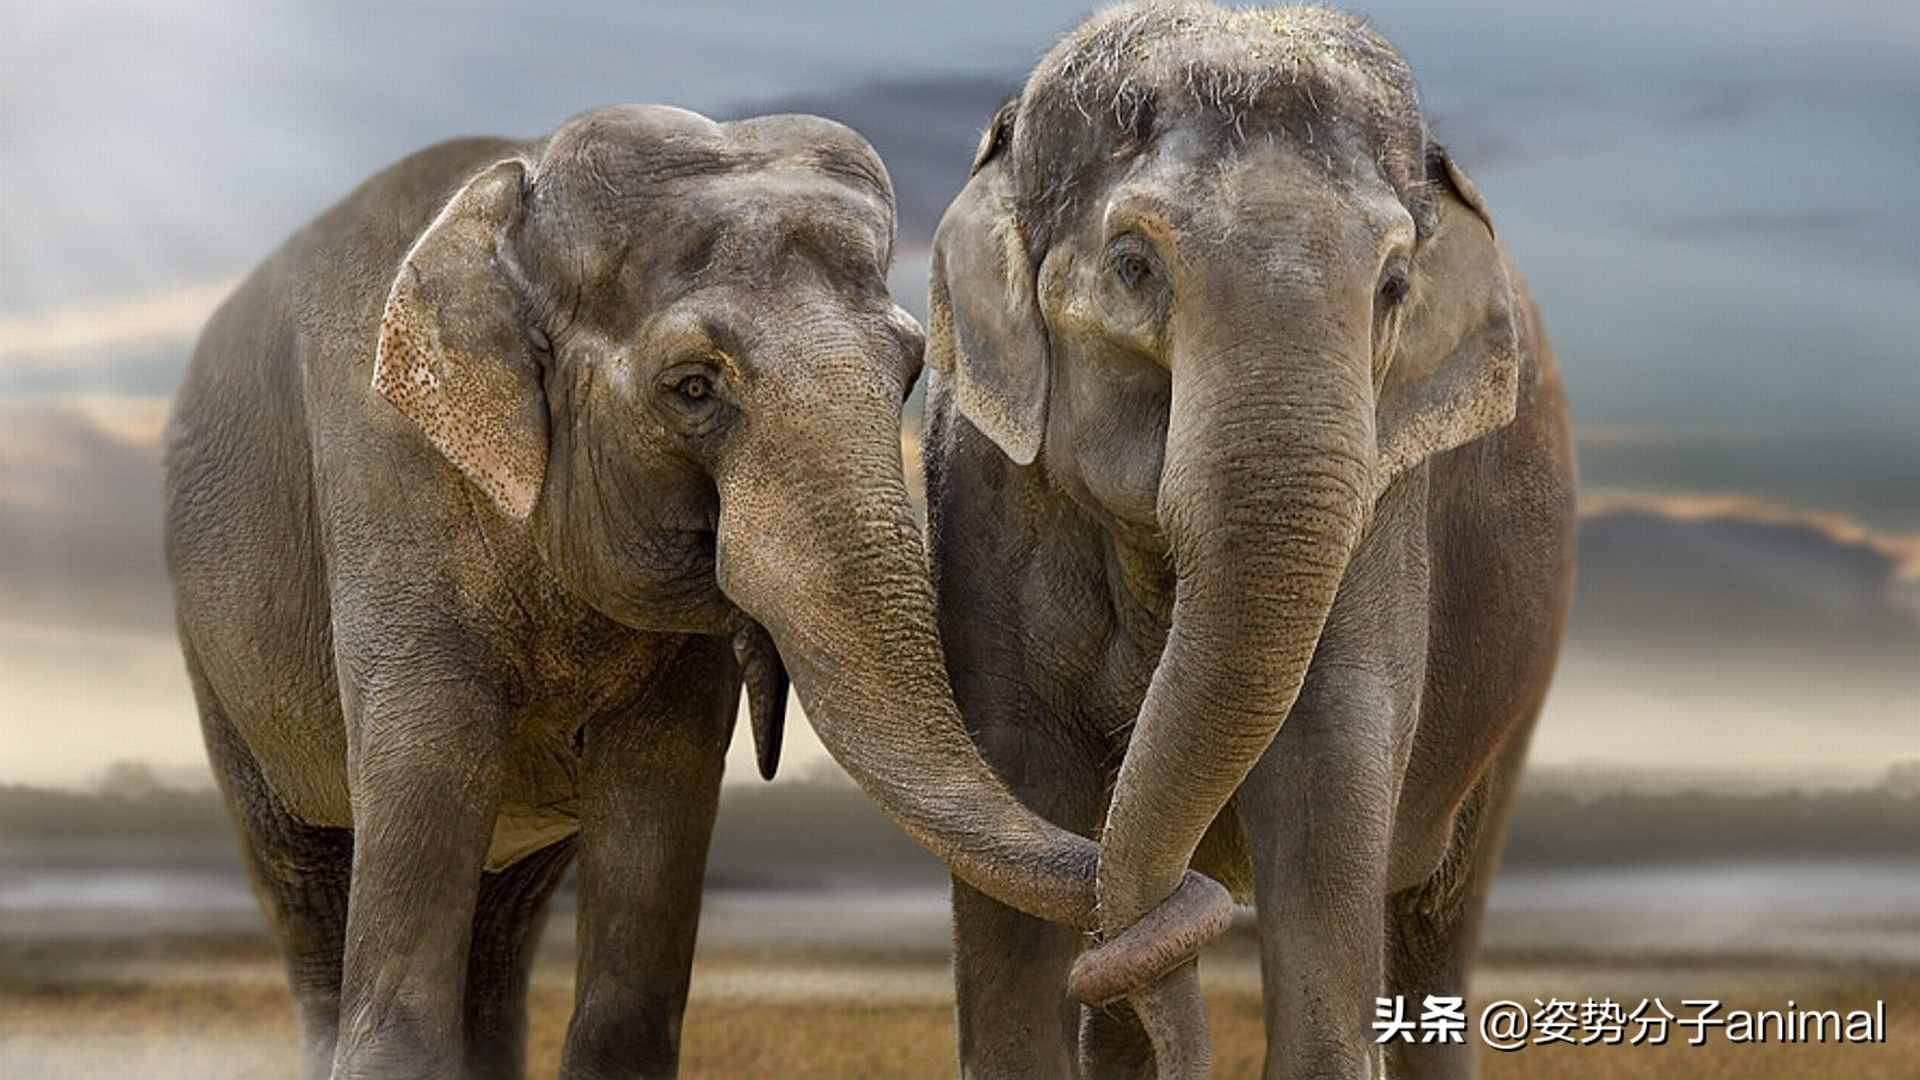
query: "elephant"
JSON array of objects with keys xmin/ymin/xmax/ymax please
[
  {"xmin": 922, "ymin": 5, "xmax": 1576, "ymax": 1078},
  {"xmin": 163, "ymin": 104, "xmax": 1227, "ymax": 1080}
]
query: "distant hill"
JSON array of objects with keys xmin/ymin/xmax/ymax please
[
  {"xmin": 1573, "ymin": 491, "xmax": 1920, "ymax": 666},
  {"xmin": 1542, "ymin": 492, "xmax": 1920, "ymax": 775},
  {"xmin": 5, "ymin": 764, "xmax": 1915, "ymax": 884},
  {"xmin": 730, "ymin": 76, "xmax": 1015, "ymax": 250}
]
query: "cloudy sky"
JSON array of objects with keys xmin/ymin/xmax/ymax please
[{"xmin": 2, "ymin": 0, "xmax": 1915, "ymax": 789}]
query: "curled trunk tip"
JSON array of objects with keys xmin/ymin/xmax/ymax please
[{"xmin": 1067, "ymin": 870, "xmax": 1233, "ymax": 1005}]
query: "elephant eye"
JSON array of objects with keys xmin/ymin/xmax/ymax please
[
  {"xmin": 1378, "ymin": 265, "xmax": 1411, "ymax": 309},
  {"xmin": 1114, "ymin": 251, "xmax": 1153, "ymax": 289},
  {"xmin": 656, "ymin": 364, "xmax": 729, "ymax": 433}
]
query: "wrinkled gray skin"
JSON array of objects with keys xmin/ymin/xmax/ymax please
[
  {"xmin": 924, "ymin": 6, "xmax": 1576, "ymax": 1078},
  {"xmin": 165, "ymin": 104, "xmax": 1223, "ymax": 1080}
]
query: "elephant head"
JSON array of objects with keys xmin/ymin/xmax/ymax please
[
  {"xmin": 369, "ymin": 105, "xmax": 1228, "ymax": 954},
  {"xmin": 928, "ymin": 4, "xmax": 1521, "ymax": 1068}
]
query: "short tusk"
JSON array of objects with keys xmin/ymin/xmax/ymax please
[{"xmin": 731, "ymin": 620, "xmax": 788, "ymax": 781}]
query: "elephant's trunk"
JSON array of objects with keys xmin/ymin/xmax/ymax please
[
  {"xmin": 714, "ymin": 380, "xmax": 1230, "ymax": 940},
  {"xmin": 1072, "ymin": 335, "xmax": 1373, "ymax": 1072}
]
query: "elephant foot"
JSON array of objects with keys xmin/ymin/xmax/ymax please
[{"xmin": 1067, "ymin": 870, "xmax": 1233, "ymax": 1006}]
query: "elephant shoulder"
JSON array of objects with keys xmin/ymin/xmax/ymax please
[
  {"xmin": 1499, "ymin": 265, "xmax": 1573, "ymax": 505},
  {"xmin": 283, "ymin": 136, "xmax": 533, "ymax": 364},
  {"xmin": 1424, "ymin": 258, "xmax": 1576, "ymax": 634},
  {"xmin": 923, "ymin": 371, "xmax": 1002, "ymax": 545},
  {"xmin": 1426, "ymin": 258, "xmax": 1568, "ymax": 495},
  {"xmin": 921, "ymin": 370, "xmax": 1048, "ymax": 634}
]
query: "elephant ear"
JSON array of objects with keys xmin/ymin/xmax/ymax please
[
  {"xmin": 927, "ymin": 103, "xmax": 1050, "ymax": 466},
  {"xmin": 374, "ymin": 158, "xmax": 549, "ymax": 519},
  {"xmin": 1372, "ymin": 146, "xmax": 1522, "ymax": 501}
]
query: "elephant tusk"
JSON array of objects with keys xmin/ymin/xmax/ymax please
[{"xmin": 731, "ymin": 620, "xmax": 788, "ymax": 781}]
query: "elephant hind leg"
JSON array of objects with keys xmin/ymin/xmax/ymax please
[
  {"xmin": 190, "ymin": 646, "xmax": 351, "ymax": 1080},
  {"xmin": 1385, "ymin": 724, "xmax": 1532, "ymax": 1080},
  {"xmin": 464, "ymin": 837, "xmax": 578, "ymax": 1080}
]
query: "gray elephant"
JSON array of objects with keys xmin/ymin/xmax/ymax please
[
  {"xmin": 923, "ymin": 5, "xmax": 1576, "ymax": 1078},
  {"xmin": 163, "ymin": 105, "xmax": 1223, "ymax": 1080}
]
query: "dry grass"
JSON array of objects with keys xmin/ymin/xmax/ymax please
[
  {"xmin": 682, "ymin": 983, "xmax": 1920, "ymax": 1079},
  {"xmin": 4, "ymin": 965, "xmax": 1913, "ymax": 1079}
]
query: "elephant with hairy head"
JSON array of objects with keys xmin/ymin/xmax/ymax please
[
  {"xmin": 923, "ymin": 5, "xmax": 1575, "ymax": 1078},
  {"xmin": 164, "ymin": 104, "xmax": 1226, "ymax": 1080}
]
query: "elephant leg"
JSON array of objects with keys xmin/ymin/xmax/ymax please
[
  {"xmin": 951, "ymin": 878, "xmax": 1085, "ymax": 1079},
  {"xmin": 1385, "ymin": 723, "xmax": 1533, "ymax": 1080},
  {"xmin": 1235, "ymin": 670, "xmax": 1398, "ymax": 1080},
  {"xmin": 464, "ymin": 837, "xmax": 579, "ymax": 1080},
  {"xmin": 192, "ymin": 647, "xmax": 351, "ymax": 1080},
  {"xmin": 1077, "ymin": 998, "xmax": 1156, "ymax": 1079},
  {"xmin": 561, "ymin": 636, "xmax": 734, "ymax": 1080},
  {"xmin": 332, "ymin": 668, "xmax": 511, "ymax": 1080},
  {"xmin": 951, "ymin": 723, "xmax": 1105, "ymax": 1080}
]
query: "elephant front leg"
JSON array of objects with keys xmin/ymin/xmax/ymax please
[
  {"xmin": 332, "ymin": 674, "xmax": 512, "ymax": 1080},
  {"xmin": 561, "ymin": 636, "xmax": 735, "ymax": 1080},
  {"xmin": 1235, "ymin": 668, "xmax": 1401, "ymax": 1080},
  {"xmin": 952, "ymin": 878, "xmax": 1088, "ymax": 1078},
  {"xmin": 949, "ymin": 719, "xmax": 1110, "ymax": 1079}
]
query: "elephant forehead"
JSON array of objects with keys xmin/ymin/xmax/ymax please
[
  {"xmin": 546, "ymin": 174, "xmax": 893, "ymax": 316},
  {"xmin": 670, "ymin": 173, "xmax": 893, "ymax": 282},
  {"xmin": 1014, "ymin": 3, "xmax": 1428, "ymax": 239},
  {"xmin": 543, "ymin": 104, "xmax": 887, "ymax": 198},
  {"xmin": 721, "ymin": 113, "xmax": 894, "ymax": 205},
  {"xmin": 531, "ymin": 106, "xmax": 893, "ymax": 281},
  {"xmin": 1036, "ymin": 1, "xmax": 1416, "ymax": 109}
]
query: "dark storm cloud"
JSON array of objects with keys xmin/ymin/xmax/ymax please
[
  {"xmin": 726, "ymin": 76, "xmax": 1019, "ymax": 249},
  {"xmin": 0, "ymin": 1, "xmax": 1082, "ymax": 314},
  {"xmin": 1574, "ymin": 493, "xmax": 1920, "ymax": 665},
  {"xmin": 1576, "ymin": 428, "xmax": 1920, "ymax": 533},
  {"xmin": 10, "ymin": 0, "xmax": 1915, "ymax": 448},
  {"xmin": 2, "ymin": 347, "xmax": 193, "ymax": 398},
  {"xmin": 1659, "ymin": 209, "xmax": 1879, "ymax": 240},
  {"xmin": 1424, "ymin": 79, "xmax": 1769, "ymax": 171},
  {"xmin": 1665, "ymin": 86, "xmax": 1763, "ymax": 131},
  {"xmin": 0, "ymin": 407, "xmax": 171, "ymax": 634}
]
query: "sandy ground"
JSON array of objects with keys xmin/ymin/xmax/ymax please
[{"xmin": 2, "ymin": 928, "xmax": 1913, "ymax": 1079}]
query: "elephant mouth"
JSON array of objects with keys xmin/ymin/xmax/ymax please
[
  {"xmin": 660, "ymin": 526, "xmax": 718, "ymax": 594},
  {"xmin": 690, "ymin": 528, "xmax": 718, "ymax": 582},
  {"xmin": 619, "ymin": 525, "xmax": 718, "ymax": 580},
  {"xmin": 586, "ymin": 526, "xmax": 733, "ymax": 634},
  {"xmin": 669, "ymin": 528, "xmax": 732, "ymax": 632}
]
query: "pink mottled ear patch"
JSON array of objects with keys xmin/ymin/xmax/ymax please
[{"xmin": 373, "ymin": 159, "xmax": 547, "ymax": 520}]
